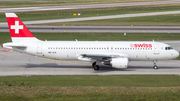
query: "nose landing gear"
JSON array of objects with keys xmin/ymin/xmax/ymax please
[{"xmin": 153, "ymin": 60, "xmax": 158, "ymax": 69}]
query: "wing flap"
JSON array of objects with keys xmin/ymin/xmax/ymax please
[{"xmin": 81, "ymin": 54, "xmax": 112, "ymax": 58}]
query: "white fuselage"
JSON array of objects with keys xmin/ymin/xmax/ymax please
[{"xmin": 9, "ymin": 41, "xmax": 179, "ymax": 61}]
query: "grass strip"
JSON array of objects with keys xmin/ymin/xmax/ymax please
[
  {"xmin": 0, "ymin": 75, "xmax": 180, "ymax": 87},
  {"xmin": 0, "ymin": 87, "xmax": 180, "ymax": 101},
  {"xmin": 1, "ymin": 32, "xmax": 180, "ymax": 45},
  {"xmin": 0, "ymin": 75, "xmax": 180, "ymax": 100},
  {"xmin": 1, "ymin": 4, "xmax": 180, "ymax": 22}
]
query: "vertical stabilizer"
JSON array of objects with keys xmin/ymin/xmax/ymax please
[{"xmin": 5, "ymin": 13, "xmax": 39, "ymax": 43}]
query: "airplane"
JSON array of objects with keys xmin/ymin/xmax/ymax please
[{"xmin": 2, "ymin": 13, "xmax": 179, "ymax": 70}]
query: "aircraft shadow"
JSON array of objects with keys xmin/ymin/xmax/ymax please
[
  {"xmin": 128, "ymin": 66, "xmax": 180, "ymax": 69},
  {"xmin": 24, "ymin": 63, "xmax": 180, "ymax": 71},
  {"xmin": 24, "ymin": 63, "xmax": 92, "ymax": 68},
  {"xmin": 24, "ymin": 63, "xmax": 134, "ymax": 72}
]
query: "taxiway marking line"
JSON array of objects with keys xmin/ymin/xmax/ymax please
[
  {"xmin": 41, "ymin": 57, "xmax": 91, "ymax": 66},
  {"xmin": 0, "ymin": 52, "xmax": 18, "ymax": 54}
]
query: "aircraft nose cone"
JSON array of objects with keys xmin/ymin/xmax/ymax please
[
  {"xmin": 176, "ymin": 51, "xmax": 180, "ymax": 58},
  {"xmin": 174, "ymin": 50, "xmax": 179, "ymax": 58}
]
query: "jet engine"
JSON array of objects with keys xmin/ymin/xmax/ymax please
[{"xmin": 103, "ymin": 58, "xmax": 129, "ymax": 69}]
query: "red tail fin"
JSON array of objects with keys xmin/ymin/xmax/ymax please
[{"xmin": 5, "ymin": 13, "xmax": 38, "ymax": 42}]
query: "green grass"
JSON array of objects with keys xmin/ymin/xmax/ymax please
[
  {"xmin": 47, "ymin": 14, "xmax": 180, "ymax": 26},
  {"xmin": 34, "ymin": 33, "xmax": 180, "ymax": 41},
  {"xmin": 0, "ymin": 0, "xmax": 163, "ymax": 8},
  {"xmin": 0, "ymin": 75, "xmax": 180, "ymax": 101},
  {"xmin": 0, "ymin": 75, "xmax": 180, "ymax": 87},
  {"xmin": 1, "ymin": 4, "xmax": 180, "ymax": 23},
  {"xmin": 1, "ymin": 32, "xmax": 180, "ymax": 45}
]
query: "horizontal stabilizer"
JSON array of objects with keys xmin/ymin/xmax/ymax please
[{"xmin": 3, "ymin": 42, "xmax": 26, "ymax": 48}]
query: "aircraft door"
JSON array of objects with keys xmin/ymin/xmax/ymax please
[
  {"xmin": 154, "ymin": 44, "xmax": 159, "ymax": 54},
  {"xmin": 37, "ymin": 43, "xmax": 43, "ymax": 56}
]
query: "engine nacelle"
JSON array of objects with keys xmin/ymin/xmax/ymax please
[{"xmin": 110, "ymin": 58, "xmax": 129, "ymax": 69}]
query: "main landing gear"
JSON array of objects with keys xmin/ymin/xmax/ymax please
[
  {"xmin": 92, "ymin": 62, "xmax": 99, "ymax": 70},
  {"xmin": 153, "ymin": 60, "xmax": 158, "ymax": 70}
]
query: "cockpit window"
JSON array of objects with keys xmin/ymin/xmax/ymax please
[{"xmin": 165, "ymin": 47, "xmax": 173, "ymax": 50}]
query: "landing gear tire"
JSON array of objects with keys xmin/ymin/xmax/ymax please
[
  {"xmin": 153, "ymin": 66, "xmax": 158, "ymax": 70},
  {"xmin": 94, "ymin": 65, "xmax": 99, "ymax": 70},
  {"xmin": 92, "ymin": 62, "xmax": 99, "ymax": 70},
  {"xmin": 92, "ymin": 62, "xmax": 96, "ymax": 67}
]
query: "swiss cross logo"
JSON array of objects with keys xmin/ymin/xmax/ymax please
[{"xmin": 11, "ymin": 21, "xmax": 23, "ymax": 34}]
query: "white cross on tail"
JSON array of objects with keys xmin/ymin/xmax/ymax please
[{"xmin": 11, "ymin": 21, "xmax": 23, "ymax": 34}]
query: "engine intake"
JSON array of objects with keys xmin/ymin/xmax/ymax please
[{"xmin": 110, "ymin": 58, "xmax": 128, "ymax": 69}]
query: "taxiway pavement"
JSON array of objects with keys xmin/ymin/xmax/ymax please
[{"xmin": 1, "ymin": 0, "xmax": 180, "ymax": 12}]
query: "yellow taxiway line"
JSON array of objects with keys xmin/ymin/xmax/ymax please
[{"xmin": 41, "ymin": 57, "xmax": 90, "ymax": 66}]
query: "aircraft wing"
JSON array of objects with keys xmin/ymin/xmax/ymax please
[
  {"xmin": 81, "ymin": 54, "xmax": 120, "ymax": 58},
  {"xmin": 78, "ymin": 53, "xmax": 129, "ymax": 61}
]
